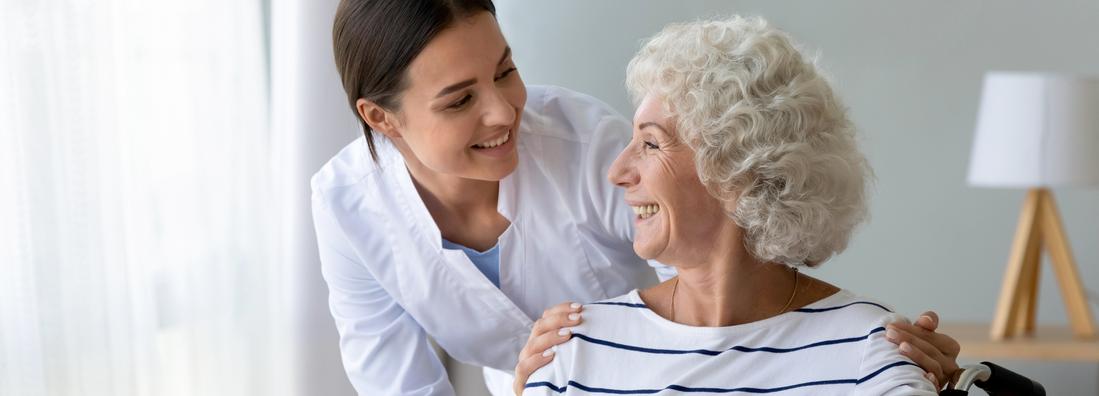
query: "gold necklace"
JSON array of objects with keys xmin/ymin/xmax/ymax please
[
  {"xmin": 670, "ymin": 276, "xmax": 679, "ymax": 321},
  {"xmin": 669, "ymin": 267, "xmax": 799, "ymax": 323},
  {"xmin": 777, "ymin": 268, "xmax": 800, "ymax": 314}
]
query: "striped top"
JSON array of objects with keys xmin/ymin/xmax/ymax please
[{"xmin": 524, "ymin": 289, "xmax": 938, "ymax": 395}]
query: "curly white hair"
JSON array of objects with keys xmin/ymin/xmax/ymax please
[{"xmin": 625, "ymin": 15, "xmax": 872, "ymax": 267}]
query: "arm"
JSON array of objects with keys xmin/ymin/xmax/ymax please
[{"xmin": 313, "ymin": 191, "xmax": 455, "ymax": 396}]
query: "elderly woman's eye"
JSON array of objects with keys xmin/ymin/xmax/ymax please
[
  {"xmin": 494, "ymin": 67, "xmax": 517, "ymax": 81},
  {"xmin": 643, "ymin": 141, "xmax": 660, "ymax": 150}
]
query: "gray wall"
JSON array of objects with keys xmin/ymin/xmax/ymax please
[{"xmin": 477, "ymin": 0, "xmax": 1099, "ymax": 394}]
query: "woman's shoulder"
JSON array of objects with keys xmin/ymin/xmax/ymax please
[
  {"xmin": 310, "ymin": 136, "xmax": 401, "ymax": 229},
  {"xmin": 582, "ymin": 290, "xmax": 649, "ymax": 316},
  {"xmin": 793, "ymin": 288, "xmax": 907, "ymax": 333},
  {"xmin": 521, "ymin": 84, "xmax": 630, "ymax": 144},
  {"xmin": 311, "ymin": 136, "xmax": 394, "ymax": 194},
  {"xmin": 567, "ymin": 291, "xmax": 649, "ymax": 337}
]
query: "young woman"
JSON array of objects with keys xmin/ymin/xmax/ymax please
[{"xmin": 312, "ymin": 1, "xmax": 960, "ymax": 395}]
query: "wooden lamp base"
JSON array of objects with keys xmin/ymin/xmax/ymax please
[{"xmin": 991, "ymin": 188, "xmax": 1096, "ymax": 340}]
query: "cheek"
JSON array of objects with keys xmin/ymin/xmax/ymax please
[
  {"xmin": 633, "ymin": 227, "xmax": 664, "ymax": 260},
  {"xmin": 404, "ymin": 116, "xmax": 474, "ymax": 164},
  {"xmin": 677, "ymin": 182, "xmax": 729, "ymax": 241},
  {"xmin": 662, "ymin": 159, "xmax": 722, "ymax": 226},
  {"xmin": 649, "ymin": 158, "xmax": 686, "ymax": 204},
  {"xmin": 505, "ymin": 81, "xmax": 527, "ymax": 114}
]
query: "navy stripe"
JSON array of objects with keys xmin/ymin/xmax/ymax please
[
  {"xmin": 525, "ymin": 361, "xmax": 918, "ymax": 394},
  {"xmin": 857, "ymin": 361, "xmax": 918, "ymax": 383},
  {"xmin": 570, "ymin": 327, "xmax": 886, "ymax": 356},
  {"xmin": 589, "ymin": 300, "xmax": 891, "ymax": 314},
  {"xmin": 588, "ymin": 301, "xmax": 647, "ymax": 308},
  {"xmin": 795, "ymin": 301, "xmax": 892, "ymax": 313}
]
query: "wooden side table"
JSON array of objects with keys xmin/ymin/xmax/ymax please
[{"xmin": 941, "ymin": 323, "xmax": 1099, "ymax": 362}]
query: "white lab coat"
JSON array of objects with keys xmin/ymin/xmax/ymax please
[{"xmin": 311, "ymin": 85, "xmax": 673, "ymax": 396}]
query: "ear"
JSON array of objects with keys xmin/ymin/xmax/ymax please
[{"xmin": 356, "ymin": 98, "xmax": 402, "ymax": 139}]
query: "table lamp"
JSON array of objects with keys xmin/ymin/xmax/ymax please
[{"xmin": 968, "ymin": 71, "xmax": 1099, "ymax": 340}]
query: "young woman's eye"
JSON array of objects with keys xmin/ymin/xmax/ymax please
[
  {"xmin": 448, "ymin": 94, "xmax": 472, "ymax": 109},
  {"xmin": 494, "ymin": 67, "xmax": 517, "ymax": 81},
  {"xmin": 643, "ymin": 141, "xmax": 659, "ymax": 150}
]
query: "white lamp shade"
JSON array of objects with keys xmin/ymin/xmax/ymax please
[{"xmin": 968, "ymin": 72, "xmax": 1099, "ymax": 188}]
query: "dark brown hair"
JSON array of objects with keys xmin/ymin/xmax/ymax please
[{"xmin": 332, "ymin": 0, "xmax": 497, "ymax": 161}]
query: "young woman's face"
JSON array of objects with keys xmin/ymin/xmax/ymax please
[{"xmin": 390, "ymin": 11, "xmax": 526, "ymax": 181}]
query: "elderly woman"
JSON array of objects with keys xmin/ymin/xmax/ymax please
[{"xmin": 522, "ymin": 16, "xmax": 939, "ymax": 395}]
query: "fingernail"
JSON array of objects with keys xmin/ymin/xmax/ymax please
[
  {"xmin": 568, "ymin": 313, "xmax": 581, "ymax": 321},
  {"xmin": 919, "ymin": 315, "xmax": 933, "ymax": 324},
  {"xmin": 570, "ymin": 303, "xmax": 581, "ymax": 309},
  {"xmin": 558, "ymin": 327, "xmax": 572, "ymax": 336},
  {"xmin": 542, "ymin": 349, "xmax": 555, "ymax": 357},
  {"xmin": 885, "ymin": 328, "xmax": 898, "ymax": 340},
  {"xmin": 900, "ymin": 342, "xmax": 912, "ymax": 353}
]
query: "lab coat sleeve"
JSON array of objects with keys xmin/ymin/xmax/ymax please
[
  {"xmin": 578, "ymin": 92, "xmax": 677, "ymax": 282},
  {"xmin": 647, "ymin": 259, "xmax": 677, "ymax": 282},
  {"xmin": 312, "ymin": 190, "xmax": 456, "ymax": 396}
]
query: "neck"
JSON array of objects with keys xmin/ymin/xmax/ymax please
[
  {"xmin": 651, "ymin": 220, "xmax": 802, "ymax": 327},
  {"xmin": 394, "ymin": 139, "xmax": 508, "ymax": 251},
  {"xmin": 640, "ymin": 221, "xmax": 841, "ymax": 327},
  {"xmin": 408, "ymin": 162, "xmax": 499, "ymax": 216},
  {"xmin": 398, "ymin": 142, "xmax": 500, "ymax": 215},
  {"xmin": 671, "ymin": 252, "xmax": 797, "ymax": 327}
]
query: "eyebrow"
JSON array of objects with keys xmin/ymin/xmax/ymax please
[
  {"xmin": 434, "ymin": 47, "xmax": 512, "ymax": 99},
  {"xmin": 638, "ymin": 122, "xmax": 670, "ymax": 135}
]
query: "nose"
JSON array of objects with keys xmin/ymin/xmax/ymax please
[
  {"xmin": 607, "ymin": 142, "xmax": 638, "ymax": 188},
  {"xmin": 482, "ymin": 87, "xmax": 517, "ymax": 128}
]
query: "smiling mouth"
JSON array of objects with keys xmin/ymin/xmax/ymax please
[
  {"xmin": 631, "ymin": 203, "xmax": 661, "ymax": 219},
  {"xmin": 471, "ymin": 131, "xmax": 510, "ymax": 149}
]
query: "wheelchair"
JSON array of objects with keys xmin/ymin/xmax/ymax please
[{"xmin": 941, "ymin": 361, "xmax": 1046, "ymax": 395}]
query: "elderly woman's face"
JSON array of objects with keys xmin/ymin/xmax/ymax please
[{"xmin": 608, "ymin": 95, "xmax": 732, "ymax": 264}]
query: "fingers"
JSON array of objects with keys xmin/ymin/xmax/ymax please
[
  {"xmin": 887, "ymin": 325, "xmax": 955, "ymax": 389},
  {"xmin": 914, "ymin": 311, "xmax": 939, "ymax": 331},
  {"xmin": 923, "ymin": 372, "xmax": 941, "ymax": 390},
  {"xmin": 520, "ymin": 327, "xmax": 574, "ymax": 365},
  {"xmin": 529, "ymin": 303, "xmax": 582, "ymax": 342},
  {"xmin": 520, "ymin": 302, "xmax": 583, "ymax": 359},
  {"xmin": 932, "ymin": 330, "xmax": 961, "ymax": 359},
  {"xmin": 531, "ymin": 302, "xmax": 582, "ymax": 335},
  {"xmin": 887, "ymin": 321, "xmax": 962, "ymax": 388},
  {"xmin": 542, "ymin": 302, "xmax": 582, "ymax": 319},
  {"xmin": 887, "ymin": 321, "xmax": 961, "ymax": 359},
  {"xmin": 513, "ymin": 348, "xmax": 556, "ymax": 395},
  {"xmin": 515, "ymin": 302, "xmax": 584, "ymax": 396},
  {"xmin": 897, "ymin": 338, "xmax": 945, "ymax": 388}
]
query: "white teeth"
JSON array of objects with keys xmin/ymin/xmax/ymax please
[
  {"xmin": 631, "ymin": 204, "xmax": 661, "ymax": 219},
  {"xmin": 473, "ymin": 133, "xmax": 510, "ymax": 148}
]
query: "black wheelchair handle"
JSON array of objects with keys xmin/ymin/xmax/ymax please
[{"xmin": 974, "ymin": 361, "xmax": 1046, "ymax": 396}]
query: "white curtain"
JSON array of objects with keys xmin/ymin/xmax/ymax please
[
  {"xmin": 269, "ymin": 0, "xmax": 360, "ymax": 393},
  {"xmin": 0, "ymin": 1, "xmax": 285, "ymax": 395}
]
